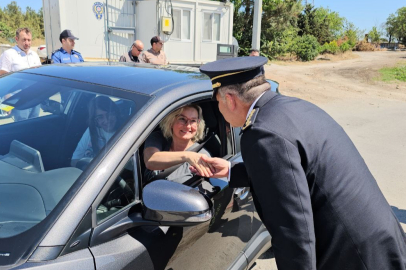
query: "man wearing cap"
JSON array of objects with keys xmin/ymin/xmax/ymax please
[
  {"xmin": 249, "ymin": 48, "xmax": 265, "ymax": 75},
  {"xmin": 198, "ymin": 57, "xmax": 406, "ymax": 270},
  {"xmin": 119, "ymin": 40, "xmax": 144, "ymax": 63},
  {"xmin": 139, "ymin": 36, "xmax": 168, "ymax": 65},
  {"xmin": 51, "ymin": 30, "xmax": 84, "ymax": 64},
  {"xmin": 0, "ymin": 27, "xmax": 41, "ymax": 121}
]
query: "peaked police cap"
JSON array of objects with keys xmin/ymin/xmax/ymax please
[{"xmin": 200, "ymin": 56, "xmax": 267, "ymax": 90}]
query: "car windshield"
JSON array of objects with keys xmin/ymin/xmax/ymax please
[{"xmin": 0, "ymin": 72, "xmax": 149, "ymax": 238}]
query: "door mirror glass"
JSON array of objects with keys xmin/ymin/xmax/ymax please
[{"xmin": 142, "ymin": 180, "xmax": 212, "ymax": 225}]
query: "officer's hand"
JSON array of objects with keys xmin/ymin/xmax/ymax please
[
  {"xmin": 185, "ymin": 152, "xmax": 214, "ymax": 178},
  {"xmin": 190, "ymin": 156, "xmax": 229, "ymax": 178}
]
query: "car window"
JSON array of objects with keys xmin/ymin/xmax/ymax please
[
  {"xmin": 97, "ymin": 155, "xmax": 139, "ymax": 223},
  {"xmin": 225, "ymin": 121, "xmax": 233, "ymax": 155},
  {"xmin": 0, "ymin": 77, "xmax": 64, "ymax": 125},
  {"xmin": 0, "ymin": 73, "xmax": 147, "ymax": 238}
]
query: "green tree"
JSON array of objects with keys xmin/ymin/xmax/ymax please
[
  {"xmin": 0, "ymin": 1, "xmax": 44, "ymax": 43},
  {"xmin": 231, "ymin": 0, "xmax": 303, "ymax": 59},
  {"xmin": 297, "ymin": 5, "xmax": 344, "ymax": 45},
  {"xmin": 385, "ymin": 14, "xmax": 397, "ymax": 43},
  {"xmin": 368, "ymin": 26, "xmax": 381, "ymax": 44},
  {"xmin": 342, "ymin": 20, "xmax": 363, "ymax": 47},
  {"xmin": 387, "ymin": 7, "xmax": 406, "ymax": 45},
  {"xmin": 314, "ymin": 7, "xmax": 343, "ymax": 40}
]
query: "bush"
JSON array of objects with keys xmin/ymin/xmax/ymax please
[
  {"xmin": 319, "ymin": 40, "xmax": 340, "ymax": 54},
  {"xmin": 339, "ymin": 41, "xmax": 351, "ymax": 52},
  {"xmin": 355, "ymin": 40, "xmax": 378, "ymax": 51},
  {"xmin": 293, "ymin": 34, "xmax": 320, "ymax": 61}
]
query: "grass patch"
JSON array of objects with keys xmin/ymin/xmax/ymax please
[{"xmin": 378, "ymin": 65, "xmax": 406, "ymax": 82}]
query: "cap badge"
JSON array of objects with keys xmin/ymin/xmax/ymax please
[{"xmin": 212, "ymin": 82, "xmax": 221, "ymax": 88}]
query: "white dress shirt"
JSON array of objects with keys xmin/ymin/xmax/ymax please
[{"xmin": 0, "ymin": 45, "xmax": 41, "ymax": 72}]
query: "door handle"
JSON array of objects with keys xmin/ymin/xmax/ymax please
[{"xmin": 234, "ymin": 187, "xmax": 249, "ymax": 200}]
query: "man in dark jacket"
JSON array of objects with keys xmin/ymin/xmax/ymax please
[
  {"xmin": 119, "ymin": 40, "xmax": 144, "ymax": 63},
  {"xmin": 198, "ymin": 56, "xmax": 406, "ymax": 270}
]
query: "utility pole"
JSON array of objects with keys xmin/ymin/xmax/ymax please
[{"xmin": 252, "ymin": 0, "xmax": 262, "ymax": 50}]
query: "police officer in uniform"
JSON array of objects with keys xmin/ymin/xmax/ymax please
[
  {"xmin": 198, "ymin": 56, "xmax": 406, "ymax": 270},
  {"xmin": 51, "ymin": 30, "xmax": 84, "ymax": 64}
]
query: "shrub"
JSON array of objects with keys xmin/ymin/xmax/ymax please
[
  {"xmin": 355, "ymin": 40, "xmax": 378, "ymax": 51},
  {"xmin": 339, "ymin": 41, "xmax": 351, "ymax": 52},
  {"xmin": 327, "ymin": 40, "xmax": 339, "ymax": 54},
  {"xmin": 319, "ymin": 40, "xmax": 340, "ymax": 54},
  {"xmin": 293, "ymin": 34, "xmax": 320, "ymax": 61}
]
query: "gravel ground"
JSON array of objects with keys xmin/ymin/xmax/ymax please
[{"xmin": 251, "ymin": 51, "xmax": 406, "ymax": 270}]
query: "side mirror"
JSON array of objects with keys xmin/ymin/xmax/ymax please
[
  {"xmin": 41, "ymin": 99, "xmax": 63, "ymax": 115},
  {"xmin": 142, "ymin": 180, "xmax": 212, "ymax": 226}
]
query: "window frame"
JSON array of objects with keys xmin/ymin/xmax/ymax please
[
  {"xmin": 170, "ymin": 8, "xmax": 192, "ymax": 42},
  {"xmin": 89, "ymin": 93, "xmax": 234, "ymax": 246},
  {"xmin": 202, "ymin": 11, "xmax": 222, "ymax": 43}
]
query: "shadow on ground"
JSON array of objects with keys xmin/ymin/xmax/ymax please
[
  {"xmin": 249, "ymin": 248, "xmax": 275, "ymax": 270},
  {"xmin": 391, "ymin": 206, "xmax": 406, "ymax": 224}
]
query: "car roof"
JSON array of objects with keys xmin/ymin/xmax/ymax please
[{"xmin": 21, "ymin": 62, "xmax": 212, "ymax": 96}]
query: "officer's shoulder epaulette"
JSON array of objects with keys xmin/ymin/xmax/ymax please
[
  {"xmin": 241, "ymin": 108, "xmax": 259, "ymax": 134},
  {"xmin": 51, "ymin": 49, "xmax": 60, "ymax": 55},
  {"xmin": 72, "ymin": 50, "xmax": 82, "ymax": 55}
]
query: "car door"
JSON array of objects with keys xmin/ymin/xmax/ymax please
[{"xmin": 85, "ymin": 98, "xmax": 255, "ymax": 270}]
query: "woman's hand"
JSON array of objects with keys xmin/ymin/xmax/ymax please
[
  {"xmin": 185, "ymin": 152, "xmax": 215, "ymax": 178},
  {"xmin": 190, "ymin": 156, "xmax": 230, "ymax": 178}
]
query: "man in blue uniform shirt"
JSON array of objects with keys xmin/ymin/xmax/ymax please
[{"xmin": 52, "ymin": 29, "xmax": 84, "ymax": 64}]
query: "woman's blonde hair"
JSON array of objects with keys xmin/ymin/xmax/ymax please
[{"xmin": 159, "ymin": 104, "xmax": 205, "ymax": 142}]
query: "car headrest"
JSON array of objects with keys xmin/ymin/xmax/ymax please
[{"xmin": 200, "ymin": 102, "xmax": 217, "ymax": 129}]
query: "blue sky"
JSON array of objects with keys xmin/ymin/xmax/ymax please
[
  {"xmin": 314, "ymin": 0, "xmax": 403, "ymax": 33},
  {"xmin": 0, "ymin": 0, "xmax": 404, "ymax": 35}
]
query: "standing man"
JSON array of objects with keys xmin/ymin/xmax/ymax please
[
  {"xmin": 119, "ymin": 40, "xmax": 144, "ymax": 63},
  {"xmin": 139, "ymin": 36, "xmax": 168, "ymax": 65},
  {"xmin": 52, "ymin": 30, "xmax": 84, "ymax": 64},
  {"xmin": 0, "ymin": 27, "xmax": 41, "ymax": 75},
  {"xmin": 199, "ymin": 56, "xmax": 406, "ymax": 270},
  {"xmin": 249, "ymin": 48, "xmax": 265, "ymax": 75},
  {"xmin": 0, "ymin": 27, "xmax": 41, "ymax": 121}
]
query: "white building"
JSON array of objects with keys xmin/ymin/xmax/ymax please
[{"xmin": 42, "ymin": 0, "xmax": 234, "ymax": 64}]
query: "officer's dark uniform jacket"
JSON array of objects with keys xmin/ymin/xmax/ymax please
[{"xmin": 231, "ymin": 89, "xmax": 406, "ymax": 270}]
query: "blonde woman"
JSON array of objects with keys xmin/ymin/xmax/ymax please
[{"xmin": 143, "ymin": 104, "xmax": 213, "ymax": 183}]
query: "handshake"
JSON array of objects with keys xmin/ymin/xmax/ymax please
[{"xmin": 189, "ymin": 155, "xmax": 230, "ymax": 179}]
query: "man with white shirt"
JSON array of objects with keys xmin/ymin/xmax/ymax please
[
  {"xmin": 0, "ymin": 27, "xmax": 42, "ymax": 121},
  {"xmin": 198, "ymin": 56, "xmax": 406, "ymax": 270},
  {"xmin": 0, "ymin": 27, "xmax": 41, "ymax": 74}
]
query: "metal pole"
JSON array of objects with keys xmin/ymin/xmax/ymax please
[
  {"xmin": 106, "ymin": 0, "xmax": 111, "ymax": 61},
  {"xmin": 252, "ymin": 0, "xmax": 262, "ymax": 50}
]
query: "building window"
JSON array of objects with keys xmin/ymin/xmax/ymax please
[
  {"xmin": 203, "ymin": 12, "xmax": 221, "ymax": 42},
  {"xmin": 171, "ymin": 9, "xmax": 191, "ymax": 40}
]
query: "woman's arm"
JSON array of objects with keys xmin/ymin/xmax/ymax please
[
  {"xmin": 143, "ymin": 147, "xmax": 213, "ymax": 177},
  {"xmin": 71, "ymin": 129, "xmax": 92, "ymax": 166}
]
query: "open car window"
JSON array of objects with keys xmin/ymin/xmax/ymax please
[{"xmin": 0, "ymin": 73, "xmax": 149, "ymax": 238}]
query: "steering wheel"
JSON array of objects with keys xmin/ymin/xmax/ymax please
[{"xmin": 76, "ymin": 157, "xmax": 134, "ymax": 210}]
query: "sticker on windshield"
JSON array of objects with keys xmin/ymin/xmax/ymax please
[{"xmin": 0, "ymin": 253, "xmax": 10, "ymax": 257}]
